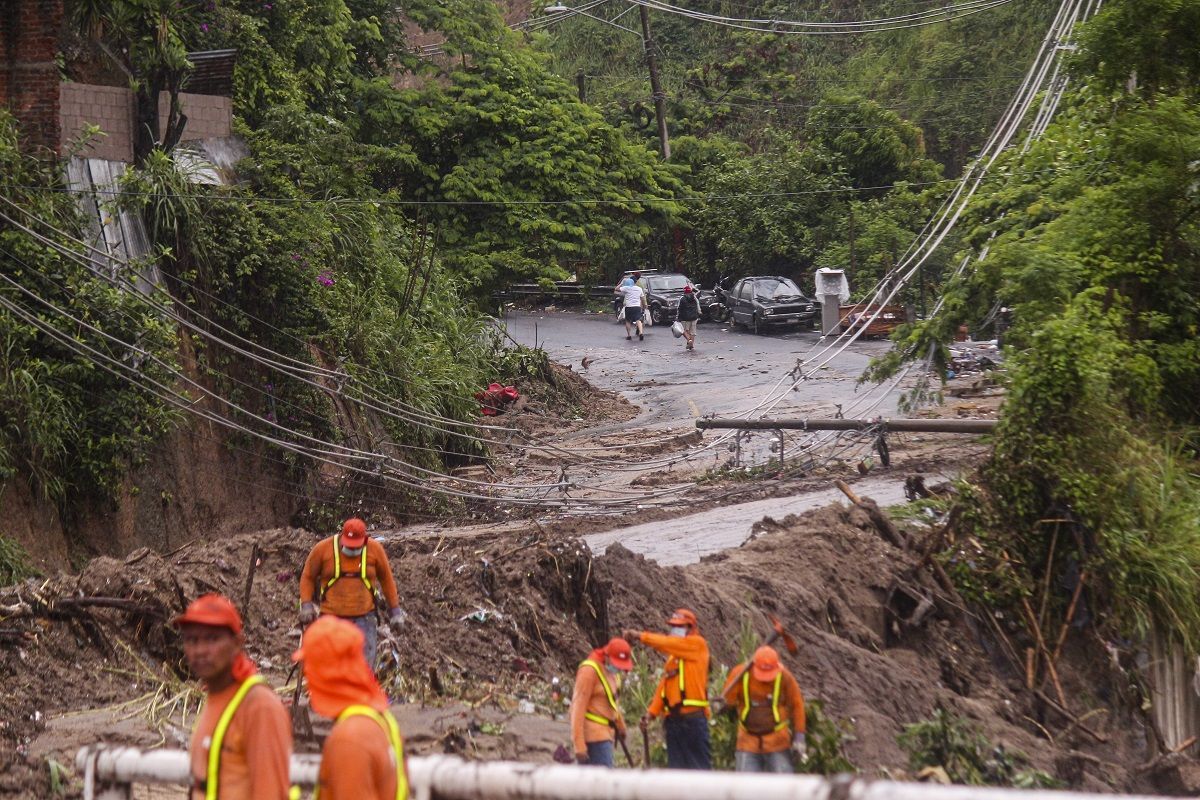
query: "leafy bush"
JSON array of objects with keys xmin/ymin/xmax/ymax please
[{"xmin": 898, "ymin": 707, "xmax": 1057, "ymax": 788}]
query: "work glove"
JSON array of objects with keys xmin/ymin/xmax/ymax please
[
  {"xmin": 621, "ymin": 629, "xmax": 640, "ymax": 643},
  {"xmin": 299, "ymin": 602, "xmax": 318, "ymax": 626},
  {"xmin": 639, "ymin": 714, "xmax": 651, "ymax": 731},
  {"xmin": 575, "ymin": 753, "xmax": 589, "ymax": 765},
  {"xmin": 389, "ymin": 606, "xmax": 408, "ymax": 628},
  {"xmin": 791, "ymin": 732, "xmax": 807, "ymax": 762}
]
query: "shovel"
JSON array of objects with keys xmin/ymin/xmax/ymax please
[
  {"xmin": 639, "ymin": 716, "xmax": 651, "ymax": 769},
  {"xmin": 618, "ymin": 733, "xmax": 637, "ymax": 768}
]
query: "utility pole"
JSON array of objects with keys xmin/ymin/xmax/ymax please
[{"xmin": 638, "ymin": 4, "xmax": 670, "ymax": 161}]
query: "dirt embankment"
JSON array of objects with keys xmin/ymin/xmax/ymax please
[{"xmin": 0, "ymin": 503, "xmax": 1177, "ymax": 797}]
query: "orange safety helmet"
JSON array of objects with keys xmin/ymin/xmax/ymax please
[
  {"xmin": 173, "ymin": 593, "xmax": 244, "ymax": 635},
  {"xmin": 750, "ymin": 645, "xmax": 782, "ymax": 682},
  {"xmin": 667, "ymin": 608, "xmax": 699, "ymax": 630}
]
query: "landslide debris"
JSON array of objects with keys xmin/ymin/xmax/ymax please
[{"xmin": 0, "ymin": 503, "xmax": 1169, "ymax": 796}]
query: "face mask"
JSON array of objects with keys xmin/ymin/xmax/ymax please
[
  {"xmin": 669, "ymin": 626, "xmax": 688, "ymax": 637},
  {"xmin": 341, "ymin": 545, "xmax": 364, "ymax": 557},
  {"xmin": 605, "ymin": 662, "xmax": 620, "ymax": 675}
]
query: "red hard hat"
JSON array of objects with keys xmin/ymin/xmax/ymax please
[
  {"xmin": 605, "ymin": 637, "xmax": 634, "ymax": 671},
  {"xmin": 341, "ymin": 518, "xmax": 367, "ymax": 546}
]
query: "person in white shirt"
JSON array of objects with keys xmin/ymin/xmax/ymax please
[{"xmin": 614, "ymin": 273, "xmax": 648, "ymax": 341}]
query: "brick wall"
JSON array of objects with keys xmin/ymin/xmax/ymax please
[
  {"xmin": 60, "ymin": 85, "xmax": 233, "ymax": 162},
  {"xmin": 0, "ymin": 0, "xmax": 65, "ymax": 153}
]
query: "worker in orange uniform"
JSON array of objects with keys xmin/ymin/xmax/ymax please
[
  {"xmin": 299, "ymin": 517, "xmax": 405, "ymax": 668},
  {"xmin": 294, "ymin": 616, "xmax": 409, "ymax": 800},
  {"xmin": 721, "ymin": 645, "xmax": 806, "ymax": 773},
  {"xmin": 570, "ymin": 637, "xmax": 634, "ymax": 767},
  {"xmin": 624, "ymin": 609, "xmax": 711, "ymax": 769},
  {"xmin": 176, "ymin": 593, "xmax": 292, "ymax": 800}
]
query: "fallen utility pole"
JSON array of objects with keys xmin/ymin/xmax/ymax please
[
  {"xmin": 77, "ymin": 748, "xmax": 1168, "ymax": 800},
  {"xmin": 695, "ymin": 417, "xmax": 997, "ymax": 434}
]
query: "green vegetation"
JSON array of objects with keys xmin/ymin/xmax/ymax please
[
  {"xmin": 870, "ymin": 0, "xmax": 1200, "ymax": 650},
  {"xmin": 898, "ymin": 707, "xmax": 1058, "ymax": 788},
  {"xmin": 533, "ymin": 0, "xmax": 1056, "ymax": 294},
  {"xmin": 0, "ymin": 114, "xmax": 180, "ymax": 507},
  {"xmin": 0, "ymin": 536, "xmax": 39, "ymax": 585}
]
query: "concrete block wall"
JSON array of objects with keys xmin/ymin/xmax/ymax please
[
  {"xmin": 60, "ymin": 82, "xmax": 134, "ymax": 161},
  {"xmin": 160, "ymin": 92, "xmax": 233, "ymax": 141},
  {"xmin": 60, "ymin": 86, "xmax": 234, "ymax": 162},
  {"xmin": 0, "ymin": 0, "xmax": 65, "ymax": 153}
]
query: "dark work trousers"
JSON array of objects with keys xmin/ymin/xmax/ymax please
[{"xmin": 664, "ymin": 712, "xmax": 711, "ymax": 769}]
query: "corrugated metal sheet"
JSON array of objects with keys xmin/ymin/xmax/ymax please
[
  {"xmin": 1147, "ymin": 626, "xmax": 1200, "ymax": 753},
  {"xmin": 185, "ymin": 49, "xmax": 237, "ymax": 96},
  {"xmin": 65, "ymin": 157, "xmax": 161, "ymax": 292}
]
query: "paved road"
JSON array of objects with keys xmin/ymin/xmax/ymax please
[{"xmin": 501, "ymin": 309, "xmax": 902, "ymax": 434}]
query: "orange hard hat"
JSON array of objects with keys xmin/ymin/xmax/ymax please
[
  {"xmin": 605, "ymin": 637, "xmax": 634, "ymax": 671},
  {"xmin": 341, "ymin": 517, "xmax": 367, "ymax": 546},
  {"xmin": 292, "ymin": 616, "xmax": 388, "ymax": 717},
  {"xmin": 173, "ymin": 593, "xmax": 243, "ymax": 634},
  {"xmin": 667, "ymin": 608, "xmax": 698, "ymax": 629},
  {"xmin": 750, "ymin": 645, "xmax": 782, "ymax": 682}
]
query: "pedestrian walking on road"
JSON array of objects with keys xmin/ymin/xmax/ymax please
[
  {"xmin": 624, "ymin": 608, "xmax": 712, "ymax": 769},
  {"xmin": 721, "ymin": 645, "xmax": 806, "ymax": 773},
  {"xmin": 570, "ymin": 637, "xmax": 634, "ymax": 767},
  {"xmin": 178, "ymin": 593, "xmax": 292, "ymax": 800},
  {"xmin": 299, "ymin": 518, "xmax": 406, "ymax": 669},
  {"xmin": 676, "ymin": 285, "xmax": 701, "ymax": 351},
  {"xmin": 295, "ymin": 616, "xmax": 409, "ymax": 800},
  {"xmin": 615, "ymin": 274, "xmax": 648, "ymax": 341}
]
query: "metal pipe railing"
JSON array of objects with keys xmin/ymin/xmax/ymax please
[{"xmin": 77, "ymin": 748, "xmax": 1166, "ymax": 800}]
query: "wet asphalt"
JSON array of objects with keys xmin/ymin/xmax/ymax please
[{"xmin": 500, "ymin": 309, "xmax": 902, "ymax": 432}]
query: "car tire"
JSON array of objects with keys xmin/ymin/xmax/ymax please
[{"xmin": 651, "ymin": 304, "xmax": 667, "ymax": 326}]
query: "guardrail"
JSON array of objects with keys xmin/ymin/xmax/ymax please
[
  {"xmin": 495, "ymin": 282, "xmax": 614, "ymax": 301},
  {"xmin": 76, "ymin": 747, "xmax": 1163, "ymax": 800}
]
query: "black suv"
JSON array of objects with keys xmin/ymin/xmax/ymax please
[{"xmin": 728, "ymin": 276, "xmax": 818, "ymax": 333}]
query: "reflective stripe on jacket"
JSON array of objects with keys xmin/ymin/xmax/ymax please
[{"xmin": 204, "ymin": 676, "xmax": 266, "ymax": 800}]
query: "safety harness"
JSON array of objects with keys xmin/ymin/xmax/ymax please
[
  {"xmin": 321, "ymin": 534, "xmax": 372, "ymax": 601},
  {"xmin": 581, "ymin": 659, "xmax": 622, "ymax": 727},
  {"xmin": 313, "ymin": 705, "xmax": 409, "ymax": 800},
  {"xmin": 661, "ymin": 655, "xmax": 709, "ymax": 716},
  {"xmin": 739, "ymin": 670, "xmax": 787, "ymax": 735},
  {"xmin": 202, "ymin": 674, "xmax": 266, "ymax": 800}
]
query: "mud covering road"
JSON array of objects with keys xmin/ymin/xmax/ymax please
[{"xmin": 1, "ymin": 502, "xmax": 1166, "ymax": 797}]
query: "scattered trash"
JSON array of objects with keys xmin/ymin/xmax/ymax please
[
  {"xmin": 460, "ymin": 607, "xmax": 504, "ymax": 624},
  {"xmin": 475, "ymin": 383, "xmax": 520, "ymax": 416},
  {"xmin": 517, "ymin": 698, "xmax": 536, "ymax": 714}
]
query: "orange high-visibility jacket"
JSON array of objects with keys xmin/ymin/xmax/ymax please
[
  {"xmin": 317, "ymin": 713, "xmax": 403, "ymax": 800},
  {"xmin": 299, "ymin": 536, "xmax": 400, "ymax": 618},
  {"xmin": 642, "ymin": 631, "xmax": 711, "ymax": 718},
  {"xmin": 721, "ymin": 663, "xmax": 806, "ymax": 754},
  {"xmin": 189, "ymin": 679, "xmax": 292, "ymax": 800},
  {"xmin": 570, "ymin": 658, "xmax": 627, "ymax": 753}
]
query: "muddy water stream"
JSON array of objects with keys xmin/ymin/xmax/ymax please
[{"xmin": 584, "ymin": 474, "xmax": 911, "ymax": 566}]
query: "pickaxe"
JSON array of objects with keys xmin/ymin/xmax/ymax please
[{"xmin": 764, "ymin": 614, "xmax": 799, "ymax": 655}]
